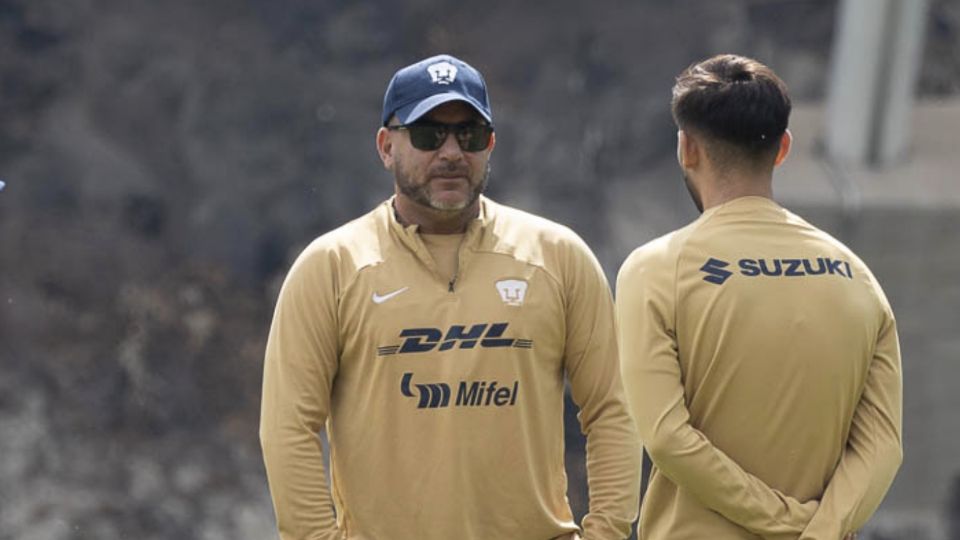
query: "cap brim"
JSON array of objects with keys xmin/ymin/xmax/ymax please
[{"xmin": 393, "ymin": 92, "xmax": 492, "ymax": 125}]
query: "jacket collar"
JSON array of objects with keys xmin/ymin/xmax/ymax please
[{"xmin": 382, "ymin": 195, "xmax": 493, "ymax": 254}]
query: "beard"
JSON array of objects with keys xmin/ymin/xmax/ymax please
[
  {"xmin": 683, "ymin": 172, "xmax": 704, "ymax": 214},
  {"xmin": 395, "ymin": 160, "xmax": 490, "ymax": 212}
]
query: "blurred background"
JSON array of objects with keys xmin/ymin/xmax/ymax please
[{"xmin": 1, "ymin": 0, "xmax": 958, "ymax": 538}]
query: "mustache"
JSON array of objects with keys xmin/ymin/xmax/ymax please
[{"xmin": 429, "ymin": 163, "xmax": 470, "ymax": 177}]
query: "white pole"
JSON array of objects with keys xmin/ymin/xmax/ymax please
[
  {"xmin": 824, "ymin": 0, "xmax": 929, "ymax": 167},
  {"xmin": 875, "ymin": 0, "xmax": 929, "ymax": 165}
]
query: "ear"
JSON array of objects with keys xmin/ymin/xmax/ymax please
[
  {"xmin": 773, "ymin": 129, "xmax": 792, "ymax": 167},
  {"xmin": 487, "ymin": 131, "xmax": 497, "ymax": 153},
  {"xmin": 376, "ymin": 127, "xmax": 393, "ymax": 170},
  {"xmin": 677, "ymin": 129, "xmax": 700, "ymax": 169}
]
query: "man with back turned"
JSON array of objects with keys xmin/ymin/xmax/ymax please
[{"xmin": 616, "ymin": 54, "xmax": 902, "ymax": 539}]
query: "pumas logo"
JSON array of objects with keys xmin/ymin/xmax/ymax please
[
  {"xmin": 377, "ymin": 322, "xmax": 533, "ymax": 356},
  {"xmin": 700, "ymin": 258, "xmax": 733, "ymax": 285},
  {"xmin": 427, "ymin": 61, "xmax": 458, "ymax": 85},
  {"xmin": 495, "ymin": 279, "xmax": 527, "ymax": 306},
  {"xmin": 401, "ymin": 372, "xmax": 519, "ymax": 409},
  {"xmin": 700, "ymin": 256, "xmax": 855, "ymax": 285}
]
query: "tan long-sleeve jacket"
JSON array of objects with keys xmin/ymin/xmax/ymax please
[
  {"xmin": 261, "ymin": 196, "xmax": 640, "ymax": 540},
  {"xmin": 617, "ymin": 196, "xmax": 902, "ymax": 540}
]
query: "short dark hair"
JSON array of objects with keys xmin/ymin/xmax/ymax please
[{"xmin": 671, "ymin": 54, "xmax": 791, "ymax": 167}]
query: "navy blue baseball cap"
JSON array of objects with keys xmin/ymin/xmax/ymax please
[{"xmin": 381, "ymin": 54, "xmax": 493, "ymax": 127}]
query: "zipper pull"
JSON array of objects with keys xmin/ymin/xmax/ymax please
[{"xmin": 448, "ymin": 278, "xmax": 455, "ymax": 292}]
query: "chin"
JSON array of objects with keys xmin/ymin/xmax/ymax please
[
  {"xmin": 429, "ymin": 198, "xmax": 469, "ymax": 211},
  {"xmin": 427, "ymin": 190, "xmax": 472, "ymax": 211}
]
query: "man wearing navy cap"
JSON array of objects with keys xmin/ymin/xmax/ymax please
[{"xmin": 260, "ymin": 54, "xmax": 641, "ymax": 539}]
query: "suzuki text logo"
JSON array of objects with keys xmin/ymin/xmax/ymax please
[
  {"xmin": 401, "ymin": 373, "xmax": 519, "ymax": 409},
  {"xmin": 700, "ymin": 256, "xmax": 855, "ymax": 285},
  {"xmin": 377, "ymin": 322, "xmax": 533, "ymax": 356}
]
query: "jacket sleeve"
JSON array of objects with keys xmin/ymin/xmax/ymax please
[
  {"xmin": 561, "ymin": 237, "xmax": 642, "ymax": 540},
  {"xmin": 799, "ymin": 308, "xmax": 903, "ymax": 539},
  {"xmin": 616, "ymin": 248, "xmax": 817, "ymax": 539},
  {"xmin": 260, "ymin": 245, "xmax": 343, "ymax": 540}
]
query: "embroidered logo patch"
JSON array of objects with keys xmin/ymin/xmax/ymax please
[
  {"xmin": 495, "ymin": 279, "xmax": 527, "ymax": 306},
  {"xmin": 427, "ymin": 61, "xmax": 458, "ymax": 85}
]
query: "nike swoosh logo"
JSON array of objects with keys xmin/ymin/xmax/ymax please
[{"xmin": 372, "ymin": 286, "xmax": 409, "ymax": 304}]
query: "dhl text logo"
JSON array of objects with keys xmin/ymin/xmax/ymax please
[{"xmin": 377, "ymin": 322, "xmax": 533, "ymax": 356}]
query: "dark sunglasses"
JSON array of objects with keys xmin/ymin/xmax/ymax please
[{"xmin": 387, "ymin": 121, "xmax": 494, "ymax": 152}]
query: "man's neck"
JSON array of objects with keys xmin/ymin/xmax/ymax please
[
  {"xmin": 700, "ymin": 171, "xmax": 774, "ymax": 210},
  {"xmin": 393, "ymin": 195, "xmax": 479, "ymax": 234}
]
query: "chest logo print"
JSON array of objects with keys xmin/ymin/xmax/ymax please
[
  {"xmin": 372, "ymin": 286, "xmax": 409, "ymax": 304},
  {"xmin": 377, "ymin": 322, "xmax": 533, "ymax": 356},
  {"xmin": 495, "ymin": 279, "xmax": 527, "ymax": 306}
]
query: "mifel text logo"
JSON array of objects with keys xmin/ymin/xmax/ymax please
[{"xmin": 400, "ymin": 373, "xmax": 519, "ymax": 409}]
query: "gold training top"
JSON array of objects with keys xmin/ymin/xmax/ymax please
[
  {"xmin": 261, "ymin": 196, "xmax": 641, "ymax": 540},
  {"xmin": 616, "ymin": 197, "xmax": 902, "ymax": 540}
]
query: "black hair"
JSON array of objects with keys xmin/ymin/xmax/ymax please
[{"xmin": 672, "ymin": 54, "xmax": 791, "ymax": 166}]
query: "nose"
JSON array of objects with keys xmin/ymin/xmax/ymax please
[{"xmin": 435, "ymin": 130, "xmax": 464, "ymax": 160}]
